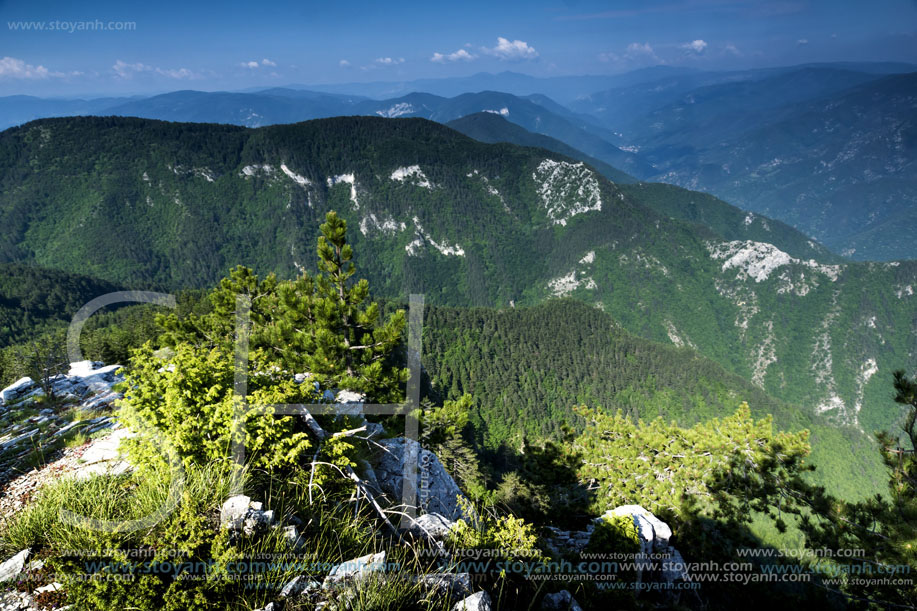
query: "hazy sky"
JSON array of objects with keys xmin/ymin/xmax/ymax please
[{"xmin": 1, "ymin": 0, "xmax": 915, "ymax": 96}]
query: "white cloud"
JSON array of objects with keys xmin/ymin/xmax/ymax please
[
  {"xmin": 797, "ymin": 38, "xmax": 809, "ymax": 45},
  {"xmin": 482, "ymin": 37, "xmax": 538, "ymax": 60},
  {"xmin": 599, "ymin": 42, "xmax": 664, "ymax": 66},
  {"xmin": 374, "ymin": 57, "xmax": 405, "ymax": 65},
  {"xmin": 113, "ymin": 59, "xmax": 197, "ymax": 79},
  {"xmin": 724, "ymin": 43, "xmax": 742, "ymax": 56},
  {"xmin": 626, "ymin": 42, "xmax": 664, "ymax": 64},
  {"xmin": 241, "ymin": 59, "xmax": 277, "ymax": 69},
  {"xmin": 0, "ymin": 56, "xmax": 58, "ymax": 79},
  {"xmin": 681, "ymin": 39, "xmax": 708, "ymax": 53},
  {"xmin": 113, "ymin": 60, "xmax": 151, "ymax": 78},
  {"xmin": 339, "ymin": 59, "xmax": 351, "ymax": 67},
  {"xmin": 158, "ymin": 67, "xmax": 195, "ymax": 79},
  {"xmin": 431, "ymin": 48, "xmax": 476, "ymax": 63}
]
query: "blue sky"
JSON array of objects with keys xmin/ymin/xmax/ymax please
[{"xmin": 1, "ymin": 0, "xmax": 915, "ymax": 96}]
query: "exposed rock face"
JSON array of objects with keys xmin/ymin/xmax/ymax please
[
  {"xmin": 546, "ymin": 504, "xmax": 689, "ymax": 591},
  {"xmin": 0, "ymin": 379, "xmax": 34, "ymax": 407},
  {"xmin": 373, "ymin": 437, "xmax": 470, "ymax": 521},
  {"xmin": 0, "ymin": 361, "xmax": 123, "ymax": 411},
  {"xmin": 605, "ymin": 505, "xmax": 673, "ymax": 554}
]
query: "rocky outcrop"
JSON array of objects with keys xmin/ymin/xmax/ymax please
[
  {"xmin": 602, "ymin": 505, "xmax": 690, "ymax": 586},
  {"xmin": 0, "ymin": 361, "xmax": 122, "ymax": 411},
  {"xmin": 0, "ymin": 361, "xmax": 131, "ymax": 518},
  {"xmin": 373, "ymin": 437, "xmax": 470, "ymax": 522},
  {"xmin": 546, "ymin": 504, "xmax": 689, "ymax": 591},
  {"xmin": 544, "ymin": 524, "xmax": 595, "ymax": 555},
  {"xmin": 405, "ymin": 511, "xmax": 456, "ymax": 540}
]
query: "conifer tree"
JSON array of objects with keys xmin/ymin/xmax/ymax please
[
  {"xmin": 155, "ymin": 211, "xmax": 407, "ymax": 401},
  {"xmin": 800, "ymin": 371, "xmax": 917, "ymax": 607},
  {"xmin": 267, "ymin": 211, "xmax": 408, "ymax": 400}
]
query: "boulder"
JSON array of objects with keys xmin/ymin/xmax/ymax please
[
  {"xmin": 0, "ymin": 549, "xmax": 29, "ymax": 582},
  {"xmin": 374, "ymin": 437, "xmax": 470, "ymax": 521},
  {"xmin": 453, "ymin": 591, "xmax": 492, "ymax": 611},
  {"xmin": 662, "ymin": 548, "xmax": 690, "ymax": 583},
  {"xmin": 220, "ymin": 495, "xmax": 251, "ymax": 528},
  {"xmin": 609, "ymin": 504, "xmax": 672, "ymax": 550},
  {"xmin": 406, "ymin": 512, "xmax": 456, "ymax": 540},
  {"xmin": 597, "ymin": 505, "xmax": 690, "ymax": 585},
  {"xmin": 542, "ymin": 590, "xmax": 583, "ymax": 611},
  {"xmin": 322, "ymin": 551, "xmax": 386, "ymax": 588}
]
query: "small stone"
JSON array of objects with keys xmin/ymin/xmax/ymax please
[
  {"xmin": 322, "ymin": 551, "xmax": 386, "ymax": 588},
  {"xmin": 279, "ymin": 575, "xmax": 319, "ymax": 598},
  {"xmin": 220, "ymin": 495, "xmax": 251, "ymax": 530},
  {"xmin": 33, "ymin": 582, "xmax": 63, "ymax": 594}
]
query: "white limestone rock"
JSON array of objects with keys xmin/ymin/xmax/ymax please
[
  {"xmin": 453, "ymin": 591, "xmax": 492, "ymax": 611},
  {"xmin": 322, "ymin": 551, "xmax": 386, "ymax": 588},
  {"xmin": 407, "ymin": 512, "xmax": 456, "ymax": 540},
  {"xmin": 220, "ymin": 495, "xmax": 274, "ymax": 536},
  {"xmin": 0, "ymin": 549, "xmax": 29, "ymax": 582},
  {"xmin": 0, "ymin": 378, "xmax": 35, "ymax": 407},
  {"xmin": 374, "ymin": 437, "xmax": 471, "ymax": 522}
]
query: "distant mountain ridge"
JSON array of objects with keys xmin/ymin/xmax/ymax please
[{"xmin": 634, "ymin": 72, "xmax": 917, "ymax": 260}]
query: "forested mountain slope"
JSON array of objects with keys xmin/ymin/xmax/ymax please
[
  {"xmin": 420, "ymin": 300, "xmax": 882, "ymax": 500},
  {"xmin": 447, "ymin": 112, "xmax": 836, "ymax": 263},
  {"xmin": 1, "ymin": 115, "xmax": 914, "ymax": 498}
]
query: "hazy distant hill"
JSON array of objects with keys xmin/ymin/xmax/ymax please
[
  {"xmin": 446, "ymin": 112, "xmax": 637, "ymax": 184},
  {"xmin": 639, "ymin": 72, "xmax": 917, "ymax": 260}
]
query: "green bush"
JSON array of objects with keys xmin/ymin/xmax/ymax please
[{"xmin": 119, "ymin": 342, "xmax": 319, "ymax": 473}]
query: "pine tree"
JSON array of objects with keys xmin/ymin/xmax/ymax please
[
  {"xmin": 268, "ymin": 211, "xmax": 408, "ymax": 401},
  {"xmin": 155, "ymin": 211, "xmax": 407, "ymax": 401}
]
